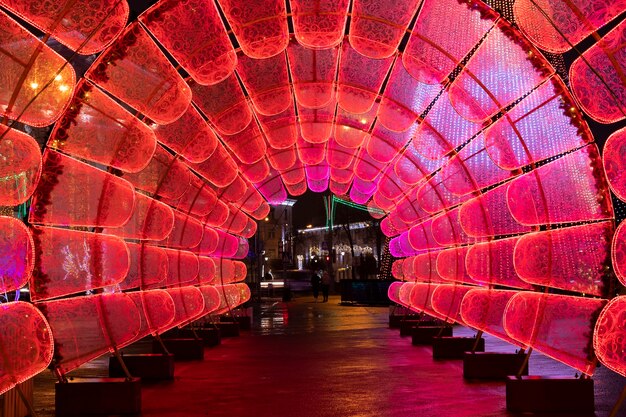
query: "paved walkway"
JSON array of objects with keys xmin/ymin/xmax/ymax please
[{"xmin": 34, "ymin": 294, "xmax": 625, "ymax": 417}]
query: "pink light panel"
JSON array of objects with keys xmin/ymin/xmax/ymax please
[
  {"xmin": 38, "ymin": 293, "xmax": 140, "ymax": 375},
  {"xmin": 603, "ymin": 127, "xmax": 626, "ymax": 202},
  {"xmin": 431, "ymin": 284, "xmax": 474, "ymax": 325},
  {"xmin": 466, "ymin": 237, "xmax": 533, "ymax": 290},
  {"xmin": 0, "ymin": 126, "xmax": 41, "ymax": 206},
  {"xmin": 513, "ymin": 0, "xmax": 626, "ymax": 53},
  {"xmin": 290, "ymin": 0, "xmax": 349, "ymax": 49},
  {"xmin": 30, "ymin": 226, "xmax": 129, "ymax": 301},
  {"xmin": 1, "ymin": 0, "xmax": 128, "ymax": 54},
  {"xmin": 29, "ymin": 150, "xmax": 135, "ymax": 228},
  {"xmin": 503, "ymin": 292, "xmax": 607, "ymax": 376},
  {"xmin": 0, "ymin": 9, "xmax": 75, "ymax": 127},
  {"xmin": 594, "ymin": 296, "xmax": 626, "ymax": 377},
  {"xmin": 612, "ymin": 222, "xmax": 626, "ymax": 287},
  {"xmin": 49, "ymin": 81, "xmax": 156, "ymax": 173},
  {"xmin": 0, "ymin": 302, "xmax": 53, "ymax": 395},
  {"xmin": 408, "ymin": 283, "xmax": 446, "ymax": 320},
  {"xmin": 0, "ymin": 216, "xmax": 33, "ymax": 293},
  {"xmin": 570, "ymin": 19, "xmax": 626, "ymax": 124},
  {"xmin": 140, "ymin": 0, "xmax": 236, "ymax": 86},
  {"xmin": 288, "ymin": 43, "xmax": 338, "ymax": 109},
  {"xmin": 85, "ymin": 24, "xmax": 191, "ymax": 125},
  {"xmin": 103, "ymin": 193, "xmax": 174, "ymax": 241}
]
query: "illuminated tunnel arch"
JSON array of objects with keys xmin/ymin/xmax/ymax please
[{"xmin": 0, "ymin": 0, "xmax": 626, "ymax": 399}]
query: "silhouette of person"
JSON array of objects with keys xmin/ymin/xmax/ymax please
[
  {"xmin": 311, "ymin": 270, "xmax": 321, "ymax": 301},
  {"xmin": 321, "ymin": 269, "xmax": 331, "ymax": 302}
]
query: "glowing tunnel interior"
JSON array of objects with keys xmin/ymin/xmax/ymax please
[{"xmin": 0, "ymin": 0, "xmax": 626, "ymax": 397}]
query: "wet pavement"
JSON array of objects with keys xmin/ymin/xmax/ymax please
[{"xmin": 34, "ymin": 294, "xmax": 626, "ymax": 417}]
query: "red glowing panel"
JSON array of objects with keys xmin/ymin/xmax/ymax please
[
  {"xmin": 1, "ymin": 18, "xmax": 75, "ymax": 124},
  {"xmin": 30, "ymin": 226, "xmax": 129, "ymax": 301},
  {"xmin": 255, "ymin": 170, "xmax": 287, "ymax": 204},
  {"xmin": 156, "ymin": 210, "xmax": 203, "ymax": 249},
  {"xmin": 0, "ymin": 217, "xmax": 33, "ymax": 293},
  {"xmin": 50, "ymin": 81, "xmax": 156, "ymax": 173},
  {"xmin": 220, "ymin": 121, "xmax": 268, "ymax": 164},
  {"xmin": 381, "ymin": 216, "xmax": 401, "ymax": 238},
  {"xmin": 190, "ymin": 143, "xmax": 239, "ymax": 188},
  {"xmin": 298, "ymin": 102, "xmax": 336, "ymax": 144},
  {"xmin": 436, "ymin": 246, "xmax": 481, "ymax": 286},
  {"xmin": 268, "ymin": 146, "xmax": 297, "ymax": 171},
  {"xmin": 0, "ymin": 302, "xmax": 53, "ymax": 395},
  {"xmin": 403, "ymin": 0, "xmax": 496, "ymax": 84},
  {"xmin": 237, "ymin": 53, "xmax": 291, "ymax": 116},
  {"xmin": 214, "ymin": 259, "xmax": 247, "ymax": 285},
  {"xmin": 290, "ymin": 0, "xmax": 349, "ymax": 49},
  {"xmin": 375, "ymin": 168, "xmax": 406, "ymax": 202},
  {"xmin": 485, "ymin": 78, "xmax": 591, "ymax": 171},
  {"xmin": 217, "ymin": 0, "xmax": 288, "ymax": 59},
  {"xmin": 216, "ymin": 175, "xmax": 248, "ymax": 203},
  {"xmin": 388, "ymin": 281, "xmax": 409, "ymax": 306},
  {"xmin": 514, "ymin": 222, "xmax": 613, "ymax": 296},
  {"xmin": 441, "ymin": 135, "xmax": 514, "ymax": 196},
  {"xmin": 186, "ymin": 285, "xmax": 221, "ymax": 324},
  {"xmin": 394, "ymin": 145, "xmax": 447, "ymax": 187},
  {"xmin": 334, "ymin": 105, "xmax": 377, "ymax": 148},
  {"xmin": 235, "ymin": 187, "xmax": 266, "ymax": 216},
  {"xmin": 466, "ymin": 237, "xmax": 533, "ymax": 290},
  {"xmin": 354, "ymin": 148, "xmax": 386, "ymax": 182},
  {"xmin": 163, "ymin": 249, "xmax": 199, "ymax": 288},
  {"xmin": 328, "ymin": 139, "xmax": 358, "ymax": 169},
  {"xmin": 612, "ymin": 222, "xmax": 626, "ymax": 286},
  {"xmin": 126, "ymin": 290, "xmax": 175, "ymax": 340},
  {"xmin": 204, "ymin": 200, "xmax": 229, "ymax": 227},
  {"xmin": 416, "ymin": 174, "xmax": 472, "ymax": 214},
  {"xmin": 123, "ymin": 146, "xmax": 191, "ymax": 200},
  {"xmin": 161, "ymin": 176, "xmax": 218, "ymax": 218},
  {"xmin": 2, "ymin": 0, "xmax": 126, "ymax": 54},
  {"xmin": 198, "ymin": 257, "xmax": 216, "ymax": 285},
  {"xmin": 213, "ymin": 283, "xmax": 251, "ymax": 315},
  {"xmin": 249, "ymin": 201, "xmax": 271, "ymax": 221},
  {"xmin": 30, "ymin": 150, "xmax": 134, "ymax": 227},
  {"xmin": 350, "ymin": 0, "xmax": 421, "ymax": 59},
  {"xmin": 152, "ymin": 105, "xmax": 218, "ymax": 164},
  {"xmin": 119, "ymin": 243, "xmax": 167, "ymax": 291},
  {"xmin": 191, "ymin": 74, "xmax": 252, "ymax": 135},
  {"xmin": 431, "ymin": 284, "xmax": 474, "ymax": 325},
  {"xmin": 0, "ymin": 127, "xmax": 41, "ymax": 205},
  {"xmin": 40, "ymin": 293, "xmax": 140, "ymax": 375},
  {"xmin": 431, "ymin": 208, "xmax": 473, "ymax": 247},
  {"xmin": 377, "ymin": 65, "xmax": 441, "ymax": 132},
  {"xmin": 392, "ymin": 260, "xmax": 404, "ymax": 280},
  {"xmin": 241, "ymin": 217, "xmax": 258, "ymax": 238},
  {"xmin": 372, "ymin": 192, "xmax": 395, "ymax": 212},
  {"xmin": 329, "ymin": 163, "xmax": 354, "ymax": 184},
  {"xmin": 506, "ymin": 145, "xmax": 612, "ymax": 226},
  {"xmin": 459, "ymin": 183, "xmax": 531, "ymax": 238},
  {"xmin": 413, "ymin": 92, "xmax": 481, "ymax": 160},
  {"xmin": 193, "ymin": 226, "xmax": 220, "ymax": 256},
  {"xmin": 570, "ymin": 20, "xmax": 626, "ymax": 123},
  {"xmin": 337, "ymin": 43, "xmax": 394, "ymax": 113},
  {"xmin": 240, "ymin": 158, "xmax": 270, "ymax": 184},
  {"xmin": 220, "ymin": 206, "xmax": 248, "ymax": 236},
  {"xmin": 352, "ymin": 176, "xmax": 376, "ymax": 196},
  {"xmin": 86, "ymin": 24, "xmax": 191, "ymax": 125},
  {"xmin": 514, "ymin": 0, "xmax": 626, "ymax": 54},
  {"xmin": 297, "ymin": 136, "xmax": 327, "ymax": 165},
  {"xmin": 140, "ymin": 0, "xmax": 236, "ymax": 86},
  {"xmin": 460, "ymin": 289, "xmax": 525, "ymax": 347},
  {"xmin": 258, "ymin": 109, "xmax": 297, "ymax": 149},
  {"xmin": 281, "ymin": 160, "xmax": 306, "ymax": 185},
  {"xmin": 233, "ymin": 237, "xmax": 250, "ymax": 260},
  {"xmin": 408, "ymin": 283, "xmax": 446, "ymax": 320},
  {"xmin": 330, "ymin": 180, "xmax": 351, "ymax": 196},
  {"xmin": 408, "ymin": 218, "xmax": 442, "ymax": 252},
  {"xmin": 104, "ymin": 193, "xmax": 174, "ymax": 241},
  {"xmin": 503, "ymin": 293, "xmax": 606, "ymax": 375},
  {"xmin": 594, "ymin": 296, "xmax": 626, "ymax": 377},
  {"xmin": 603, "ymin": 127, "xmax": 626, "ymax": 202},
  {"xmin": 349, "ymin": 185, "xmax": 374, "ymax": 205},
  {"xmin": 367, "ymin": 124, "xmax": 415, "ymax": 163},
  {"xmin": 164, "ymin": 286, "xmax": 205, "ymax": 328},
  {"xmin": 285, "ymin": 179, "xmax": 307, "ymax": 196},
  {"xmin": 390, "ymin": 197, "xmax": 429, "ymax": 230},
  {"xmin": 288, "ymin": 43, "xmax": 338, "ymax": 109},
  {"xmin": 449, "ymin": 21, "xmax": 553, "ymax": 123},
  {"xmin": 411, "ymin": 252, "xmax": 447, "ymax": 284}
]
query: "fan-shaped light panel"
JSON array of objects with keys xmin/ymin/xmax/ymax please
[
  {"xmin": 0, "ymin": 216, "xmax": 34, "ymax": 293},
  {"xmin": 594, "ymin": 296, "xmax": 626, "ymax": 377},
  {"xmin": 0, "ymin": 127, "xmax": 41, "ymax": 206},
  {"xmin": 290, "ymin": 0, "xmax": 349, "ymax": 49}
]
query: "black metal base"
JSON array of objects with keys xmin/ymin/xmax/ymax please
[
  {"xmin": 152, "ymin": 338, "xmax": 204, "ymax": 361},
  {"xmin": 432, "ymin": 336, "xmax": 484, "ymax": 360},
  {"xmin": 411, "ymin": 326, "xmax": 453, "ymax": 345},
  {"xmin": 108, "ymin": 354, "xmax": 175, "ymax": 380},
  {"xmin": 506, "ymin": 376, "xmax": 594, "ymax": 414},
  {"xmin": 463, "ymin": 352, "xmax": 528, "ymax": 380},
  {"xmin": 218, "ymin": 321, "xmax": 240, "ymax": 337},
  {"xmin": 55, "ymin": 377, "xmax": 141, "ymax": 416}
]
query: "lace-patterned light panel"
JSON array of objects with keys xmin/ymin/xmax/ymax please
[{"xmin": 0, "ymin": 127, "xmax": 42, "ymax": 206}]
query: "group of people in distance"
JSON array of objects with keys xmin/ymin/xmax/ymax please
[{"xmin": 311, "ymin": 269, "xmax": 331, "ymax": 302}]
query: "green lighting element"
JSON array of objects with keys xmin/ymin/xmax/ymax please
[
  {"xmin": 332, "ymin": 196, "xmax": 385, "ymax": 215},
  {"xmin": 324, "ymin": 195, "xmax": 385, "ymax": 229}
]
